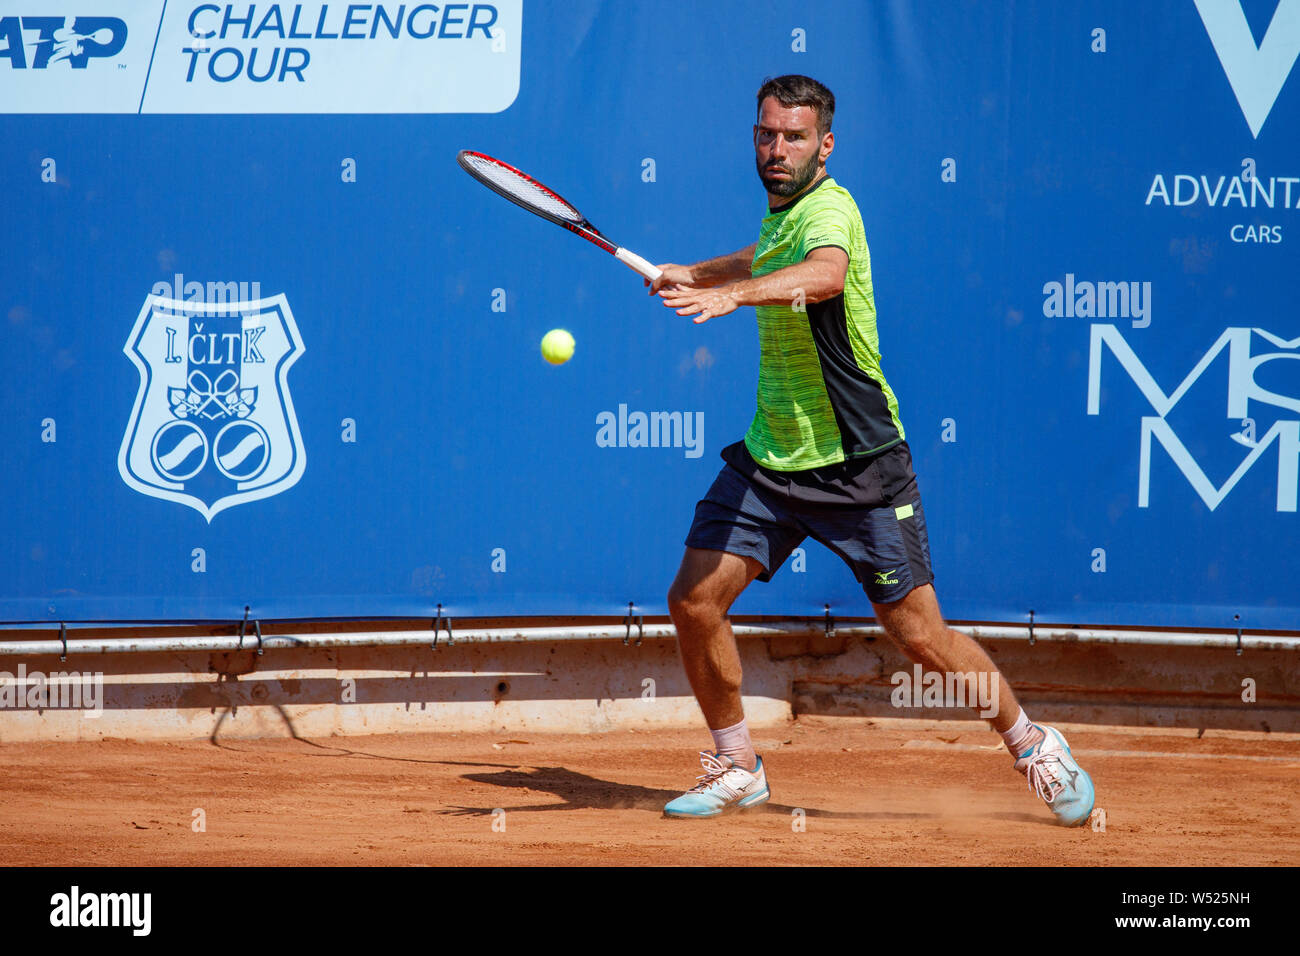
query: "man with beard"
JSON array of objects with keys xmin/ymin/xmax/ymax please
[{"xmin": 648, "ymin": 75, "xmax": 1095, "ymax": 826}]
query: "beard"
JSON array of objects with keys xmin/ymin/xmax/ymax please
[{"xmin": 757, "ymin": 150, "xmax": 820, "ymax": 198}]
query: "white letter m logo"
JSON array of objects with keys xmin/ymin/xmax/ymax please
[{"xmin": 1088, "ymin": 324, "xmax": 1300, "ymax": 511}]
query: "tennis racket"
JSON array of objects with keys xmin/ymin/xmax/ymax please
[{"xmin": 457, "ymin": 150, "xmax": 662, "ymax": 282}]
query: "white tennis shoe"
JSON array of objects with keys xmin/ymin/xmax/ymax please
[
  {"xmin": 1013, "ymin": 724, "xmax": 1096, "ymax": 827},
  {"xmin": 663, "ymin": 751, "xmax": 770, "ymax": 819}
]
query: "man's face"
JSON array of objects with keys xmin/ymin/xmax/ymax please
[{"xmin": 753, "ymin": 98, "xmax": 830, "ymax": 199}]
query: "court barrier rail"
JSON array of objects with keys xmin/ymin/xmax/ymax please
[{"xmin": 1, "ymin": 619, "xmax": 1295, "ymax": 742}]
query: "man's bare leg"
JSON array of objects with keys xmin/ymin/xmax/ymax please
[
  {"xmin": 662, "ymin": 546, "xmax": 774, "ymax": 816},
  {"xmin": 666, "ymin": 546, "xmax": 765, "ymax": 731},
  {"xmin": 871, "ymin": 583, "xmax": 1034, "ymax": 743},
  {"xmin": 871, "ymin": 583, "xmax": 1096, "ymax": 825}
]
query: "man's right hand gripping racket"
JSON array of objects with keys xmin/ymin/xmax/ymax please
[{"xmin": 456, "ymin": 150, "xmax": 662, "ymax": 283}]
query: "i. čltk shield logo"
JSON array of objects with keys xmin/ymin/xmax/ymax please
[{"xmin": 118, "ymin": 293, "xmax": 306, "ymax": 521}]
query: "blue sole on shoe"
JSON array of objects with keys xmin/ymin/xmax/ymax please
[{"xmin": 663, "ymin": 788, "xmax": 771, "ymax": 819}]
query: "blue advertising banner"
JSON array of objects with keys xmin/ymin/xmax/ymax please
[{"xmin": 1, "ymin": 1, "xmax": 1297, "ymax": 627}]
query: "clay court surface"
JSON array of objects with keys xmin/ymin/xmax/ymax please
[{"xmin": 3, "ymin": 716, "xmax": 1298, "ymax": 866}]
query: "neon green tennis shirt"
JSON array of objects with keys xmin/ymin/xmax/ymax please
[{"xmin": 743, "ymin": 175, "xmax": 905, "ymax": 471}]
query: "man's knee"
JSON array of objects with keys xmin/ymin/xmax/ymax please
[
  {"xmin": 667, "ymin": 549, "xmax": 759, "ymax": 621},
  {"xmin": 887, "ymin": 624, "xmax": 945, "ymax": 666},
  {"xmin": 668, "ymin": 581, "xmax": 711, "ymax": 620},
  {"xmin": 876, "ymin": 585, "xmax": 947, "ymax": 663},
  {"xmin": 667, "ymin": 575, "xmax": 727, "ymax": 623}
]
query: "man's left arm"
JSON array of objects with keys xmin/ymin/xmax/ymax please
[{"xmin": 659, "ymin": 247, "xmax": 848, "ymax": 323}]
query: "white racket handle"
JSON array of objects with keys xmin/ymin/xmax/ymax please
[{"xmin": 615, "ymin": 247, "xmax": 662, "ymax": 281}]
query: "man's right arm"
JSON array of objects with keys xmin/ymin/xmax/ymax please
[{"xmin": 646, "ymin": 244, "xmax": 757, "ymax": 294}]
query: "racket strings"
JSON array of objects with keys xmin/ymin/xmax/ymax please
[{"xmin": 460, "ymin": 153, "xmax": 582, "ymax": 223}]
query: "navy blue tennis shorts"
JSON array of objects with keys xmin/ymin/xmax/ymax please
[{"xmin": 685, "ymin": 439, "xmax": 934, "ymax": 604}]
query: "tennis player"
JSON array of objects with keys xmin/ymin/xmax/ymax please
[{"xmin": 649, "ymin": 75, "xmax": 1095, "ymax": 826}]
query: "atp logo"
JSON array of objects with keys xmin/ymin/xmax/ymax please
[
  {"xmin": 118, "ymin": 293, "xmax": 306, "ymax": 522},
  {"xmin": 0, "ymin": 16, "xmax": 127, "ymax": 68},
  {"xmin": 1195, "ymin": 0, "xmax": 1300, "ymax": 137},
  {"xmin": 1088, "ymin": 324, "xmax": 1300, "ymax": 512}
]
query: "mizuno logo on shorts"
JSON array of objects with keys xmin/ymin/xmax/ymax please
[{"xmin": 874, "ymin": 569, "xmax": 899, "ymax": 585}]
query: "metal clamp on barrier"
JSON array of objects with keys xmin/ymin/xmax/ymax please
[
  {"xmin": 1028, "ymin": 609, "xmax": 1036, "ymax": 647},
  {"xmin": 237, "ymin": 607, "xmax": 264, "ymax": 655},
  {"xmin": 433, "ymin": 604, "xmax": 453, "ymax": 648},
  {"xmin": 824, "ymin": 604, "xmax": 835, "ymax": 638},
  {"xmin": 624, "ymin": 603, "xmax": 643, "ymax": 646},
  {"xmin": 1235, "ymin": 615, "xmax": 1243, "ymax": 657},
  {"xmin": 59, "ymin": 622, "xmax": 67, "ymax": 663}
]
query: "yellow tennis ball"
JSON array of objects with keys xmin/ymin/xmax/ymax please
[{"xmin": 541, "ymin": 328, "xmax": 575, "ymax": 365}]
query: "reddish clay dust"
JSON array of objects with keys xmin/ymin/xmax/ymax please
[{"xmin": 3, "ymin": 717, "xmax": 1298, "ymax": 866}]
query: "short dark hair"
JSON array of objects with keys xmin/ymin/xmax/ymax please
[{"xmin": 756, "ymin": 75, "xmax": 835, "ymax": 136}]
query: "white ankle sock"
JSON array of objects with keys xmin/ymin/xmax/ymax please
[
  {"xmin": 1000, "ymin": 708, "xmax": 1039, "ymax": 755},
  {"xmin": 710, "ymin": 718, "xmax": 757, "ymax": 771}
]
